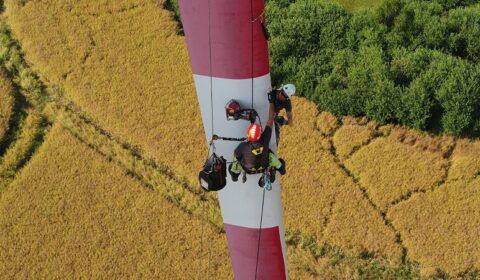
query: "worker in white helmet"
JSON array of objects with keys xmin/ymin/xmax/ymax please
[{"xmin": 267, "ymin": 84, "xmax": 296, "ymax": 145}]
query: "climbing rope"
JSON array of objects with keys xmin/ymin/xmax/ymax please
[
  {"xmin": 198, "ymin": 196, "xmax": 205, "ymax": 279},
  {"xmin": 250, "ymin": 0, "xmax": 255, "ymax": 109},
  {"xmin": 250, "ymin": 1, "xmax": 269, "ymax": 279},
  {"xmin": 254, "ymin": 187, "xmax": 267, "ymax": 279}
]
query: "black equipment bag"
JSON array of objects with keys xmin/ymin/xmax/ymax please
[{"xmin": 199, "ymin": 153, "xmax": 227, "ymax": 192}]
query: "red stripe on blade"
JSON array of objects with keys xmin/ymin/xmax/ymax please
[
  {"xmin": 178, "ymin": 0, "xmax": 269, "ymax": 79},
  {"xmin": 224, "ymin": 224, "xmax": 286, "ymax": 280}
]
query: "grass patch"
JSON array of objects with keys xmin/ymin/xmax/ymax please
[
  {"xmin": 332, "ymin": 117, "xmax": 377, "ymax": 159},
  {"xmin": 448, "ymin": 139, "xmax": 480, "ymax": 182},
  {"xmin": 54, "ymin": 96, "xmax": 222, "ymax": 229},
  {"xmin": 0, "ymin": 111, "xmax": 48, "ymax": 191},
  {"xmin": 280, "ymin": 98, "xmax": 403, "ymax": 262}
]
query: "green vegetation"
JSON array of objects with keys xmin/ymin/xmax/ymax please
[
  {"xmin": 335, "ymin": 0, "xmax": 384, "ymax": 11},
  {"xmin": 268, "ymin": 0, "xmax": 480, "ymax": 136}
]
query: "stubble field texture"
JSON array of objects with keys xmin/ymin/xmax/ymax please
[{"xmin": 1, "ymin": 0, "xmax": 479, "ymax": 278}]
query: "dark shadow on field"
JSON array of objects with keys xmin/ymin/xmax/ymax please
[
  {"xmin": 0, "ymin": 87, "xmax": 29, "ymax": 157},
  {"xmin": 13, "ymin": 115, "xmax": 50, "ymax": 172},
  {"xmin": 163, "ymin": 0, "xmax": 184, "ymax": 35}
]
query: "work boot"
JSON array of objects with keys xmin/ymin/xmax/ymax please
[
  {"xmin": 269, "ymin": 167, "xmax": 276, "ymax": 183},
  {"xmin": 278, "ymin": 158, "xmax": 286, "ymax": 175},
  {"xmin": 228, "ymin": 164, "xmax": 239, "ymax": 182},
  {"xmin": 258, "ymin": 175, "xmax": 265, "ymax": 188}
]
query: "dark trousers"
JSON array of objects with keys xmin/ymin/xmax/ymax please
[{"xmin": 274, "ymin": 118, "xmax": 281, "ymax": 146}]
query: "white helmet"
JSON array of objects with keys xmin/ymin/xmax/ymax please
[{"xmin": 280, "ymin": 84, "xmax": 296, "ymax": 98}]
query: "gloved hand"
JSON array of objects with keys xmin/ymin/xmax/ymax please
[
  {"xmin": 275, "ymin": 116, "xmax": 288, "ymax": 126},
  {"xmin": 247, "ymin": 110, "xmax": 258, "ymax": 123}
]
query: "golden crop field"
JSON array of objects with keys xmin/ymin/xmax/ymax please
[
  {"xmin": 0, "ymin": 111, "xmax": 44, "ymax": 190},
  {"xmin": 5, "ymin": 0, "xmax": 205, "ymax": 187},
  {"xmin": 345, "ymin": 137, "xmax": 448, "ymax": 212},
  {"xmin": 279, "ymin": 99, "xmax": 402, "ymax": 262},
  {"xmin": 449, "ymin": 139, "xmax": 480, "ymax": 182},
  {"xmin": 332, "ymin": 116, "xmax": 376, "ymax": 159},
  {"xmin": 0, "ymin": 70, "xmax": 13, "ymax": 142},
  {"xmin": 0, "ymin": 123, "xmax": 232, "ymax": 279},
  {"xmin": 3, "ymin": 0, "xmax": 480, "ymax": 277},
  {"xmin": 388, "ymin": 178, "xmax": 480, "ymax": 276}
]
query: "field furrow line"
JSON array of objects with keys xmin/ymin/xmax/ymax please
[
  {"xmin": 56, "ymin": 102, "xmax": 224, "ymax": 230},
  {"xmin": 0, "ymin": 18, "xmax": 52, "ymax": 192},
  {"xmin": 0, "ymin": 87, "xmax": 27, "ymax": 158},
  {"xmin": 326, "ymin": 134, "xmax": 410, "ymax": 264},
  {"xmin": 386, "ymin": 140, "xmax": 458, "ymax": 210}
]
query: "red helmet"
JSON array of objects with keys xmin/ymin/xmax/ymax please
[
  {"xmin": 226, "ymin": 100, "xmax": 241, "ymax": 120},
  {"xmin": 247, "ymin": 123, "xmax": 262, "ymax": 142}
]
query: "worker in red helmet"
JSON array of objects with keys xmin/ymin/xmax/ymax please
[{"xmin": 229, "ymin": 104, "xmax": 286, "ymax": 186}]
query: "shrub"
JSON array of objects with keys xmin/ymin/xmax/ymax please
[
  {"xmin": 446, "ymin": 6, "xmax": 480, "ymax": 61},
  {"xmin": 268, "ymin": 1, "xmax": 351, "ymax": 86},
  {"xmin": 435, "ymin": 64, "xmax": 480, "ymax": 135},
  {"xmin": 390, "ymin": 48, "xmax": 432, "ymax": 86}
]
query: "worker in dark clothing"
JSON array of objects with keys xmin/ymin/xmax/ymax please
[
  {"xmin": 228, "ymin": 103, "xmax": 286, "ymax": 187},
  {"xmin": 268, "ymin": 84, "xmax": 296, "ymax": 146}
]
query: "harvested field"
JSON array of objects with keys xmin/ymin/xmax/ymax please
[
  {"xmin": 0, "ymin": 123, "xmax": 232, "ymax": 279},
  {"xmin": 0, "ymin": 71, "xmax": 13, "ymax": 146}
]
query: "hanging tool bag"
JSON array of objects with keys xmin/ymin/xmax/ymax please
[{"xmin": 199, "ymin": 153, "xmax": 227, "ymax": 192}]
